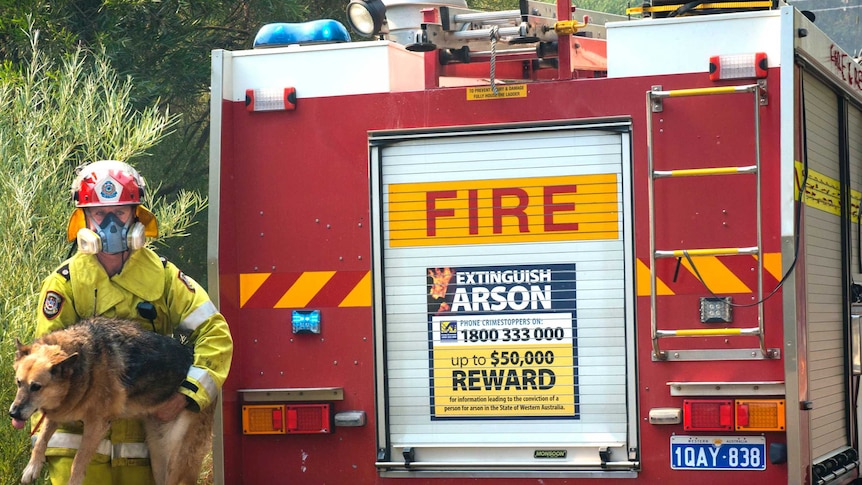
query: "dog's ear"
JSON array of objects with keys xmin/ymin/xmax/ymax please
[
  {"xmin": 14, "ymin": 338, "xmax": 30, "ymax": 360},
  {"xmin": 50, "ymin": 352, "xmax": 79, "ymax": 378}
]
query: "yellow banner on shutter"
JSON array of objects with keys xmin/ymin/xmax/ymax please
[{"xmin": 388, "ymin": 174, "xmax": 620, "ymax": 247}]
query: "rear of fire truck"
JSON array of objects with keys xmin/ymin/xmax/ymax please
[{"xmin": 208, "ymin": 1, "xmax": 862, "ymax": 483}]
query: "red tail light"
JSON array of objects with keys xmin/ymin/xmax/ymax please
[{"xmin": 683, "ymin": 399, "xmax": 734, "ymax": 431}]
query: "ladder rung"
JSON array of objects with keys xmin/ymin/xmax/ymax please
[
  {"xmin": 655, "ymin": 246, "xmax": 759, "ymax": 258},
  {"xmin": 651, "ymin": 84, "xmax": 758, "ymax": 98},
  {"xmin": 656, "ymin": 327, "xmax": 762, "ymax": 338},
  {"xmin": 653, "ymin": 165, "xmax": 757, "ymax": 178}
]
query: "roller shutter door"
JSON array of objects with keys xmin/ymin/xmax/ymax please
[
  {"xmin": 370, "ymin": 121, "xmax": 637, "ymax": 473},
  {"xmin": 803, "ymin": 74, "xmax": 847, "ymax": 460}
]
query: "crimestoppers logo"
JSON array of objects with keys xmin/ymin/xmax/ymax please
[{"xmin": 439, "ymin": 320, "xmax": 457, "ymax": 341}]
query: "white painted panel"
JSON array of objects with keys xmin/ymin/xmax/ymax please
[
  {"xmin": 607, "ymin": 9, "xmax": 784, "ymax": 78},
  {"xmin": 225, "ymin": 40, "xmax": 423, "ymax": 100}
]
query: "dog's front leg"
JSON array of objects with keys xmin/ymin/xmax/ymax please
[
  {"xmin": 22, "ymin": 418, "xmax": 58, "ymax": 484},
  {"xmin": 66, "ymin": 420, "xmax": 110, "ymax": 485}
]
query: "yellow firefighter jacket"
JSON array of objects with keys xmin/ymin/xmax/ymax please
[{"xmin": 33, "ymin": 247, "xmax": 232, "ymax": 483}]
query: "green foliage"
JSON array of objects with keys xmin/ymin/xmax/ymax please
[
  {"xmin": 0, "ymin": 35, "xmax": 200, "ymax": 484},
  {"xmin": 574, "ymin": 0, "xmax": 631, "ymax": 15},
  {"xmin": 467, "ymin": 0, "xmax": 630, "ymax": 15},
  {"xmin": 0, "ymin": 0, "xmax": 317, "ymax": 283}
]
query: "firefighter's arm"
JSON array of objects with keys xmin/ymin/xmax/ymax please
[
  {"xmin": 35, "ymin": 268, "xmax": 79, "ymax": 337},
  {"xmin": 165, "ymin": 263, "xmax": 233, "ymax": 412}
]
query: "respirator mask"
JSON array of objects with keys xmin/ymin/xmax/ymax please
[{"xmin": 76, "ymin": 210, "xmax": 146, "ymax": 255}]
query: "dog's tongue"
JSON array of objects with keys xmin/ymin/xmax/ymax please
[{"xmin": 11, "ymin": 418, "xmax": 25, "ymax": 430}]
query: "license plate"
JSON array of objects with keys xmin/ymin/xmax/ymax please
[{"xmin": 671, "ymin": 435, "xmax": 766, "ymax": 470}]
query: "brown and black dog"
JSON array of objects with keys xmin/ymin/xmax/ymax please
[{"xmin": 9, "ymin": 317, "xmax": 213, "ymax": 485}]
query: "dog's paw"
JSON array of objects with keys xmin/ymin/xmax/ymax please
[{"xmin": 21, "ymin": 459, "xmax": 44, "ymax": 484}]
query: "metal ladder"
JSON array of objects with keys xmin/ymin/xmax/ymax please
[{"xmin": 646, "ymin": 82, "xmax": 778, "ymax": 361}]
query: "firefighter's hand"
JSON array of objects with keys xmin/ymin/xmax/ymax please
[{"xmin": 154, "ymin": 393, "xmax": 189, "ymax": 422}]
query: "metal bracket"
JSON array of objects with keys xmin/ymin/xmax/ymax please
[
  {"xmin": 757, "ymin": 79, "xmax": 768, "ymax": 106},
  {"xmin": 238, "ymin": 387, "xmax": 343, "ymax": 403},
  {"xmin": 599, "ymin": 446, "xmax": 611, "ymax": 468},
  {"xmin": 653, "ymin": 348, "xmax": 780, "ymax": 361},
  {"xmin": 403, "ymin": 447, "xmax": 415, "ymax": 467},
  {"xmin": 668, "ymin": 381, "xmax": 785, "ymax": 396},
  {"xmin": 650, "ymin": 85, "xmax": 663, "ymax": 112}
]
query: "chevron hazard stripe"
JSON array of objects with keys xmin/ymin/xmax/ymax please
[
  {"xmin": 637, "ymin": 259, "xmax": 674, "ymax": 295},
  {"xmin": 239, "ymin": 271, "xmax": 371, "ymax": 309},
  {"xmin": 679, "ymin": 256, "xmax": 750, "ymax": 293},
  {"xmin": 636, "ymin": 253, "xmax": 781, "ymax": 296}
]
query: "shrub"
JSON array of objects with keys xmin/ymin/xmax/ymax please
[{"xmin": 0, "ymin": 32, "xmax": 202, "ymax": 485}]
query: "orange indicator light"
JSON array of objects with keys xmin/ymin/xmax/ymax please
[
  {"xmin": 735, "ymin": 399, "xmax": 785, "ymax": 431},
  {"xmin": 242, "ymin": 404, "xmax": 287, "ymax": 435}
]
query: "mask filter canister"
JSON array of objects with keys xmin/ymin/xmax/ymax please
[{"xmin": 76, "ymin": 229, "xmax": 102, "ymax": 255}]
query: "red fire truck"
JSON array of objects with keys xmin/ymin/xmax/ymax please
[{"xmin": 208, "ymin": 1, "xmax": 862, "ymax": 483}]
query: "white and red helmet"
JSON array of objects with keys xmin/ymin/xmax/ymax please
[
  {"xmin": 72, "ymin": 160, "xmax": 145, "ymax": 207},
  {"xmin": 66, "ymin": 160, "xmax": 158, "ymax": 244}
]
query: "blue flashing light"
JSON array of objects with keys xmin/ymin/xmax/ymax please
[
  {"xmin": 292, "ymin": 310, "xmax": 321, "ymax": 334},
  {"xmin": 254, "ymin": 19, "xmax": 351, "ymax": 48}
]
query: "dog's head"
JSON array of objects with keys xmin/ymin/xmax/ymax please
[{"xmin": 9, "ymin": 339, "xmax": 78, "ymax": 428}]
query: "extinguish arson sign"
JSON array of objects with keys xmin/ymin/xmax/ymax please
[{"xmin": 428, "ymin": 263, "xmax": 578, "ymax": 419}]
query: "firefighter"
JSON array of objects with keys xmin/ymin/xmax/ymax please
[{"xmin": 33, "ymin": 160, "xmax": 233, "ymax": 485}]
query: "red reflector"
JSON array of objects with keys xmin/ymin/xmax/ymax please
[
  {"xmin": 737, "ymin": 403, "xmax": 750, "ymax": 427},
  {"xmin": 720, "ymin": 402, "xmax": 732, "ymax": 426},
  {"xmin": 421, "ymin": 8, "xmax": 438, "ymax": 23},
  {"xmin": 684, "ymin": 399, "xmax": 734, "ymax": 431},
  {"xmin": 272, "ymin": 408, "xmax": 283, "ymax": 431}
]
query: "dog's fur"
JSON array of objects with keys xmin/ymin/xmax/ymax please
[{"xmin": 9, "ymin": 317, "xmax": 214, "ymax": 485}]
